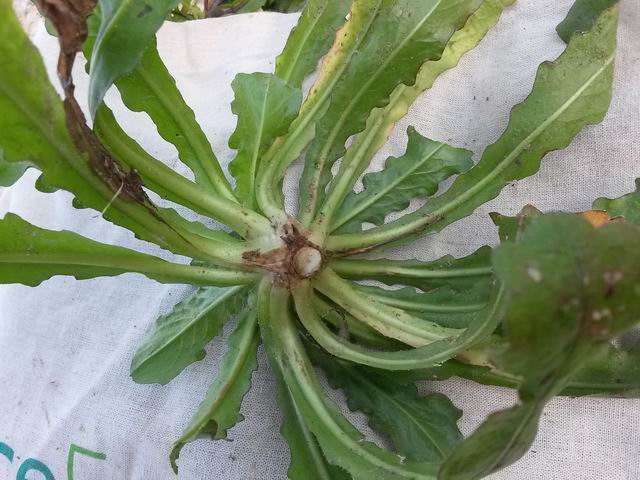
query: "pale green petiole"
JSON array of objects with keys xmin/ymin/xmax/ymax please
[
  {"xmin": 313, "ymin": 269, "xmax": 461, "ymax": 347},
  {"xmin": 95, "ymin": 108, "xmax": 275, "ymax": 240},
  {"xmin": 330, "ymin": 258, "xmax": 493, "ymax": 280}
]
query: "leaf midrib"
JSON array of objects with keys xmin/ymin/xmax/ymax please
[
  {"xmin": 318, "ymin": 0, "xmax": 445, "ymax": 165},
  {"xmin": 428, "ymin": 54, "xmax": 615, "ymax": 225},
  {"xmin": 281, "ymin": 329, "xmax": 436, "ymax": 479},
  {"xmin": 181, "ymin": 313, "xmax": 258, "ymax": 441},
  {"xmin": 136, "ymin": 286, "xmax": 245, "ymax": 369},
  {"xmin": 273, "ymin": 0, "xmax": 384, "ymax": 176},
  {"xmin": 246, "ymin": 78, "xmax": 273, "ymax": 204},
  {"xmin": 278, "ymin": 0, "xmax": 331, "ymax": 84},
  {"xmin": 134, "ymin": 63, "xmax": 218, "ymax": 189},
  {"xmin": 335, "ymin": 143, "xmax": 446, "ymax": 228},
  {"xmin": 349, "ymin": 367, "xmax": 450, "ymax": 460}
]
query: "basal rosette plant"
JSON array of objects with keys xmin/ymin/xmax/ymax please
[{"xmin": 1, "ymin": 0, "xmax": 639, "ymax": 479}]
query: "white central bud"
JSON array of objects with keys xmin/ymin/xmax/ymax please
[{"xmin": 293, "ymin": 246, "xmax": 323, "ymax": 278}]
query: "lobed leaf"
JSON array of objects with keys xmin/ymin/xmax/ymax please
[
  {"xmin": 298, "ymin": 0, "xmax": 484, "ymax": 224},
  {"xmin": 131, "ymin": 285, "xmax": 251, "ymax": 385},
  {"xmin": 261, "ymin": 286, "xmax": 440, "ymax": 480},
  {"xmin": 85, "ymin": 11, "xmax": 234, "ymax": 199},
  {"xmin": 440, "ymin": 213, "xmax": 640, "ymax": 480},
  {"xmin": 310, "ymin": 345, "xmax": 463, "ymax": 464},
  {"xmin": 334, "ymin": 128, "xmax": 473, "ymax": 233},
  {"xmin": 319, "ymin": 0, "xmax": 516, "ymax": 239},
  {"xmin": 171, "ymin": 304, "xmax": 260, "ymax": 473},
  {"xmin": 327, "ymin": 3, "xmax": 620, "ymax": 252},
  {"xmin": 229, "ymin": 73, "xmax": 302, "ymax": 209}
]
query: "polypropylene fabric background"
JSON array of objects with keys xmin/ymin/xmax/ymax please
[{"xmin": 1, "ymin": 1, "xmax": 639, "ymax": 479}]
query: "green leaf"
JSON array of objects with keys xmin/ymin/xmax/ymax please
[
  {"xmin": 88, "ymin": 0, "xmax": 180, "ymax": 116},
  {"xmin": 258, "ymin": 284, "xmax": 351, "ymax": 480},
  {"xmin": 298, "ymin": 0, "xmax": 484, "ymax": 223},
  {"xmin": 398, "ymin": 345, "xmax": 640, "ymax": 398},
  {"xmin": 265, "ymin": 0, "xmax": 308, "ymax": 12},
  {"xmin": 319, "ymin": 0, "xmax": 516, "ymax": 238},
  {"xmin": 310, "ymin": 346, "xmax": 463, "ymax": 464},
  {"xmin": 489, "ymin": 205, "xmax": 542, "ymax": 243},
  {"xmin": 439, "ymin": 400, "xmax": 546, "ymax": 480},
  {"xmin": 357, "ymin": 284, "xmax": 489, "ymax": 330},
  {"xmin": 297, "ymin": 279, "xmax": 505, "ymax": 371},
  {"xmin": 333, "ymin": 128, "xmax": 473, "ymax": 233},
  {"xmin": 131, "ymin": 285, "xmax": 250, "ymax": 385},
  {"xmin": 0, "ymin": 4, "xmax": 202, "ymax": 257},
  {"xmin": 315, "ymin": 269, "xmax": 462, "ymax": 349},
  {"xmin": 84, "ymin": 11, "xmax": 233, "ymax": 199},
  {"xmin": 557, "ymin": 0, "xmax": 618, "ymax": 43},
  {"xmin": 237, "ymin": 0, "xmax": 268, "ymax": 12},
  {"xmin": 313, "ymin": 294, "xmax": 403, "ymax": 350},
  {"xmin": 440, "ymin": 213, "xmax": 640, "ymax": 480},
  {"xmin": 229, "ymin": 73, "xmax": 302, "ymax": 209},
  {"xmin": 0, "ymin": 213, "xmax": 257, "ymax": 287},
  {"xmin": 275, "ymin": 0, "xmax": 351, "ymax": 88},
  {"xmin": 171, "ymin": 304, "xmax": 260, "ymax": 473},
  {"xmin": 593, "ymin": 179, "xmax": 640, "ymax": 226},
  {"xmin": 327, "ymin": 3, "xmax": 620, "ymax": 252},
  {"xmin": 260, "ymin": 286, "xmax": 440, "ymax": 480},
  {"xmin": 493, "ymin": 217, "xmax": 640, "ymax": 388},
  {"xmin": 0, "ymin": 149, "xmax": 31, "ymax": 187},
  {"xmin": 94, "ymin": 105, "xmax": 274, "ymax": 239},
  {"xmin": 566, "ymin": 346, "xmax": 640, "ymax": 397},
  {"xmin": 330, "ymin": 247, "xmax": 493, "ymax": 293}
]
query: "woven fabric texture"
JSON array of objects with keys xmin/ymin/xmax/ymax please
[{"xmin": 1, "ymin": 1, "xmax": 639, "ymax": 479}]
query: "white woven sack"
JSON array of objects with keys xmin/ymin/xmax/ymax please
[{"xmin": 0, "ymin": 1, "xmax": 639, "ymax": 479}]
